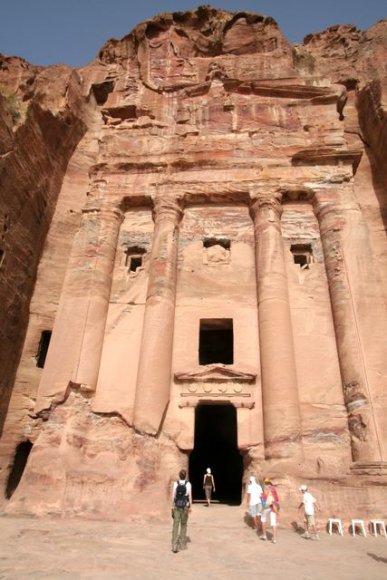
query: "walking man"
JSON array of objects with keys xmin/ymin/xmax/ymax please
[
  {"xmin": 298, "ymin": 484, "xmax": 320, "ymax": 540},
  {"xmin": 171, "ymin": 469, "xmax": 192, "ymax": 553},
  {"xmin": 246, "ymin": 475, "xmax": 263, "ymax": 531}
]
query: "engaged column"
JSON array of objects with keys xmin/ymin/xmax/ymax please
[
  {"xmin": 314, "ymin": 198, "xmax": 383, "ymax": 463},
  {"xmin": 250, "ymin": 196, "xmax": 303, "ymax": 460},
  {"xmin": 35, "ymin": 203, "xmax": 123, "ymax": 413},
  {"xmin": 133, "ymin": 196, "xmax": 184, "ymax": 435}
]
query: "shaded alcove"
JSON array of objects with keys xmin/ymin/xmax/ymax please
[
  {"xmin": 5, "ymin": 440, "xmax": 33, "ymax": 499},
  {"xmin": 199, "ymin": 319, "xmax": 234, "ymax": 365},
  {"xmin": 189, "ymin": 404, "xmax": 243, "ymax": 504},
  {"xmin": 36, "ymin": 330, "xmax": 52, "ymax": 368}
]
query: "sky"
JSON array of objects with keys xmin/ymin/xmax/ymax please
[{"xmin": 0, "ymin": 0, "xmax": 385, "ymax": 67}]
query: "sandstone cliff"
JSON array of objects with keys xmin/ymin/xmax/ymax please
[{"xmin": 0, "ymin": 57, "xmax": 87, "ymax": 433}]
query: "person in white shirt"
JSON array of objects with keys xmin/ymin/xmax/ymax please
[
  {"xmin": 246, "ymin": 475, "xmax": 263, "ymax": 532},
  {"xmin": 298, "ymin": 484, "xmax": 320, "ymax": 540}
]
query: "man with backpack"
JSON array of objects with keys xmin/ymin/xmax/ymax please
[{"xmin": 171, "ymin": 469, "xmax": 192, "ymax": 553}]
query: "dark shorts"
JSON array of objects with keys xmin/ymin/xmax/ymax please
[{"xmin": 204, "ymin": 485, "xmax": 212, "ymax": 500}]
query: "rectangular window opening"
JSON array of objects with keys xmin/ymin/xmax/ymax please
[
  {"xmin": 203, "ymin": 237, "xmax": 230, "ymax": 250},
  {"xmin": 124, "ymin": 246, "xmax": 145, "ymax": 272},
  {"xmin": 199, "ymin": 318, "xmax": 233, "ymax": 365},
  {"xmin": 129, "ymin": 256, "xmax": 143, "ymax": 272},
  {"xmin": 36, "ymin": 330, "xmax": 52, "ymax": 368},
  {"xmin": 290, "ymin": 243, "xmax": 313, "ymax": 269}
]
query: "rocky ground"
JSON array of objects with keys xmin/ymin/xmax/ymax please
[{"xmin": 0, "ymin": 503, "xmax": 386, "ymax": 579}]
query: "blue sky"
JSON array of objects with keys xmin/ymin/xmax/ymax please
[{"xmin": 0, "ymin": 0, "xmax": 385, "ymax": 67}]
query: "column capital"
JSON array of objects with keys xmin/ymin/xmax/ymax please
[
  {"xmin": 249, "ymin": 194, "xmax": 283, "ymax": 223},
  {"xmin": 81, "ymin": 202, "xmax": 124, "ymax": 223},
  {"xmin": 152, "ymin": 196, "xmax": 184, "ymax": 225},
  {"xmin": 312, "ymin": 189, "xmax": 348, "ymax": 217},
  {"xmin": 312, "ymin": 199, "xmax": 337, "ymax": 219},
  {"xmin": 100, "ymin": 204, "xmax": 125, "ymax": 223},
  {"xmin": 313, "ymin": 193, "xmax": 363, "ymax": 225},
  {"xmin": 313, "ymin": 201, "xmax": 347, "ymax": 235}
]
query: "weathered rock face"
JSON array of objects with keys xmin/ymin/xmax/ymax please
[
  {"xmin": 0, "ymin": 7, "xmax": 386, "ymax": 520},
  {"xmin": 0, "ymin": 56, "xmax": 87, "ymax": 436}
]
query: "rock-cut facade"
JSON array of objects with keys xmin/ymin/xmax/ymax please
[{"xmin": 0, "ymin": 7, "xmax": 386, "ymax": 519}]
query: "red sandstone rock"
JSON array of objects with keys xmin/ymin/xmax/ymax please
[{"xmin": 0, "ymin": 7, "xmax": 386, "ymax": 521}]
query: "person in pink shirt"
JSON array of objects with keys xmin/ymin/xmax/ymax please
[{"xmin": 260, "ymin": 478, "xmax": 280, "ymax": 544}]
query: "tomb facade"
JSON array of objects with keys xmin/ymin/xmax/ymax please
[{"xmin": 0, "ymin": 7, "xmax": 386, "ymax": 519}]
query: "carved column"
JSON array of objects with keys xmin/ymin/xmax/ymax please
[
  {"xmin": 73, "ymin": 205, "xmax": 124, "ymax": 390},
  {"xmin": 250, "ymin": 196, "xmax": 303, "ymax": 460},
  {"xmin": 314, "ymin": 199, "xmax": 383, "ymax": 463},
  {"xmin": 133, "ymin": 196, "xmax": 184, "ymax": 435},
  {"xmin": 35, "ymin": 203, "xmax": 123, "ymax": 412}
]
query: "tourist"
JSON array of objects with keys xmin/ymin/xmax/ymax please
[
  {"xmin": 298, "ymin": 484, "xmax": 320, "ymax": 540},
  {"xmin": 245, "ymin": 475, "xmax": 263, "ymax": 531},
  {"xmin": 171, "ymin": 469, "xmax": 192, "ymax": 553},
  {"xmin": 260, "ymin": 478, "xmax": 280, "ymax": 544},
  {"xmin": 203, "ymin": 467, "xmax": 216, "ymax": 506}
]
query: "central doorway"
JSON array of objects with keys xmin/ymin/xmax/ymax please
[{"xmin": 189, "ymin": 403, "xmax": 243, "ymax": 505}]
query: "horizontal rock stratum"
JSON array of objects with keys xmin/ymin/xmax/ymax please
[{"xmin": 0, "ymin": 6, "xmax": 386, "ymax": 520}]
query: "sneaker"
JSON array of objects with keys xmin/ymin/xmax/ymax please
[
  {"xmin": 311, "ymin": 535, "xmax": 320, "ymax": 541},
  {"xmin": 260, "ymin": 535, "xmax": 267, "ymax": 541},
  {"xmin": 271, "ymin": 539, "xmax": 277, "ymax": 544}
]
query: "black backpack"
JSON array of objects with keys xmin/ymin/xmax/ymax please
[{"xmin": 175, "ymin": 480, "xmax": 188, "ymax": 508}]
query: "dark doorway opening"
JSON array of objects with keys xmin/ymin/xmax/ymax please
[
  {"xmin": 5, "ymin": 440, "xmax": 33, "ymax": 499},
  {"xmin": 199, "ymin": 319, "xmax": 233, "ymax": 365},
  {"xmin": 189, "ymin": 404, "xmax": 243, "ymax": 505}
]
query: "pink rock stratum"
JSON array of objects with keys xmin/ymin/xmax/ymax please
[{"xmin": 0, "ymin": 6, "xmax": 386, "ymax": 522}]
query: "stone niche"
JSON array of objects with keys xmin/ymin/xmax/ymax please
[{"xmin": 0, "ymin": 6, "xmax": 387, "ymax": 520}]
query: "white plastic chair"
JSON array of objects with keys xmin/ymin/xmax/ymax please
[
  {"xmin": 369, "ymin": 520, "xmax": 387, "ymax": 537},
  {"xmin": 328, "ymin": 518, "xmax": 344, "ymax": 535},
  {"xmin": 351, "ymin": 519, "xmax": 367, "ymax": 537}
]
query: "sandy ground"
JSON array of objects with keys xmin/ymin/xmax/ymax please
[{"xmin": 0, "ymin": 503, "xmax": 386, "ymax": 580}]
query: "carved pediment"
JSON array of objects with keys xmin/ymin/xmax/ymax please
[{"xmin": 174, "ymin": 364, "xmax": 256, "ymax": 383}]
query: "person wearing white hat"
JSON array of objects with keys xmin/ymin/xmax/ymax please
[{"xmin": 298, "ymin": 484, "xmax": 320, "ymax": 540}]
